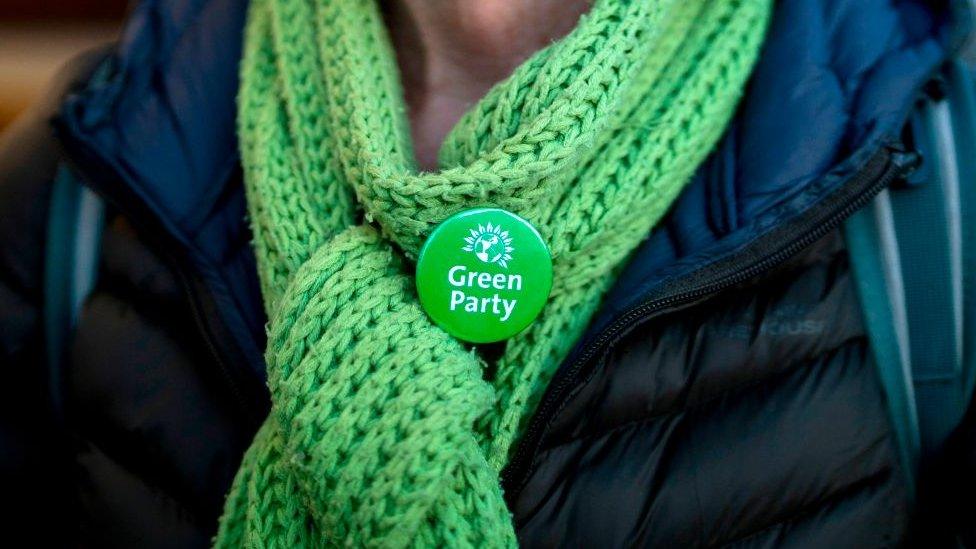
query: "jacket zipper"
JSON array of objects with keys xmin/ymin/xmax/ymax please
[
  {"xmin": 168, "ymin": 255, "xmax": 264, "ymax": 425},
  {"xmin": 501, "ymin": 144, "xmax": 921, "ymax": 497}
]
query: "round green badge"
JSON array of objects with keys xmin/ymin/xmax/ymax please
[{"xmin": 415, "ymin": 208, "xmax": 553, "ymax": 344}]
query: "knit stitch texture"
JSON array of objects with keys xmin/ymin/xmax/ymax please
[{"xmin": 216, "ymin": 0, "xmax": 772, "ymax": 546}]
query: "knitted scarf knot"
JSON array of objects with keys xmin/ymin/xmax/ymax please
[{"xmin": 216, "ymin": 0, "xmax": 771, "ymax": 546}]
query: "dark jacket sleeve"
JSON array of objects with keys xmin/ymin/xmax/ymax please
[{"xmin": 0, "ymin": 49, "xmax": 106, "ymax": 542}]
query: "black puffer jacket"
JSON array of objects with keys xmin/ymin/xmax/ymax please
[
  {"xmin": 513, "ymin": 231, "xmax": 901, "ymax": 546},
  {"xmin": 2, "ymin": 0, "xmax": 975, "ymax": 546}
]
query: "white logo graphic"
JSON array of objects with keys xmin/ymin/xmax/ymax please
[{"xmin": 463, "ymin": 222, "xmax": 514, "ymax": 268}]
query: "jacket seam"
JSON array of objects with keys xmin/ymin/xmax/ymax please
[
  {"xmin": 78, "ymin": 430, "xmax": 208, "ymax": 525},
  {"xmin": 715, "ymin": 467, "xmax": 895, "ymax": 547},
  {"xmin": 532, "ymin": 333, "xmax": 867, "ymax": 459}
]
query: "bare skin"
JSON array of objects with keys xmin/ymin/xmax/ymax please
[{"xmin": 384, "ymin": 0, "xmax": 592, "ymax": 170}]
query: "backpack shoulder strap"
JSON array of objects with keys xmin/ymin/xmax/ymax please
[
  {"xmin": 845, "ymin": 59, "xmax": 976, "ymax": 494},
  {"xmin": 844, "ymin": 189, "xmax": 921, "ymax": 495},
  {"xmin": 43, "ymin": 164, "xmax": 105, "ymax": 420}
]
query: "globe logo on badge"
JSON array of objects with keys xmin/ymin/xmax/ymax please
[
  {"xmin": 462, "ymin": 222, "xmax": 514, "ymax": 268},
  {"xmin": 416, "ymin": 208, "xmax": 552, "ymax": 343}
]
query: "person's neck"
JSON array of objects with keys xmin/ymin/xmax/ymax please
[{"xmin": 384, "ymin": 0, "xmax": 591, "ymax": 170}]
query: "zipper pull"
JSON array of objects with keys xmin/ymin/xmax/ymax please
[{"xmin": 887, "ymin": 144, "xmax": 923, "ymax": 188}]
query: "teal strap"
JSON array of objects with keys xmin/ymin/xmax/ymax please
[
  {"xmin": 43, "ymin": 165, "xmax": 104, "ymax": 420},
  {"xmin": 951, "ymin": 60, "xmax": 976, "ymax": 430},
  {"xmin": 902, "ymin": 61, "xmax": 976, "ymax": 461},
  {"xmin": 894, "ymin": 100, "xmax": 964, "ymax": 457},
  {"xmin": 844, "ymin": 193, "xmax": 921, "ymax": 496},
  {"xmin": 844, "ymin": 60, "xmax": 976, "ymax": 496}
]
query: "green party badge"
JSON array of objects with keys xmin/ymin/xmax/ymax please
[{"xmin": 416, "ymin": 208, "xmax": 553, "ymax": 344}]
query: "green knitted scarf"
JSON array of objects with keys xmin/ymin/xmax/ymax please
[{"xmin": 216, "ymin": 0, "xmax": 770, "ymax": 546}]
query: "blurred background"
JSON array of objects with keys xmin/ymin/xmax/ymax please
[{"xmin": 0, "ymin": 0, "xmax": 126, "ymax": 129}]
